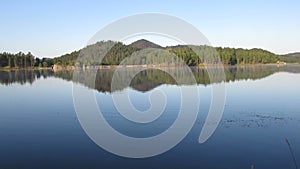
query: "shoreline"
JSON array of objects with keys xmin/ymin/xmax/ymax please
[
  {"xmin": 0, "ymin": 67, "xmax": 53, "ymax": 71},
  {"xmin": 1, "ymin": 63, "xmax": 299, "ymax": 71},
  {"xmin": 51, "ymin": 63, "xmax": 300, "ymax": 71}
]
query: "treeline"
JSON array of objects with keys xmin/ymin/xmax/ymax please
[
  {"xmin": 167, "ymin": 46, "xmax": 279, "ymax": 66},
  {"xmin": 0, "ymin": 52, "xmax": 53, "ymax": 68},
  {"xmin": 0, "ymin": 52, "xmax": 34, "ymax": 68},
  {"xmin": 52, "ymin": 51, "xmax": 80, "ymax": 66}
]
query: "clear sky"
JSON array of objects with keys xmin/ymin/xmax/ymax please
[{"xmin": 1, "ymin": 0, "xmax": 299, "ymax": 58}]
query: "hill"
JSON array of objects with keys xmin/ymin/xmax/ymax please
[
  {"xmin": 130, "ymin": 39, "xmax": 162, "ymax": 49},
  {"xmin": 285, "ymin": 52, "xmax": 300, "ymax": 57},
  {"xmin": 51, "ymin": 39, "xmax": 284, "ymax": 67},
  {"xmin": 279, "ymin": 52, "xmax": 300, "ymax": 63}
]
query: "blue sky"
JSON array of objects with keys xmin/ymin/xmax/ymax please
[{"xmin": 0, "ymin": 0, "xmax": 299, "ymax": 57}]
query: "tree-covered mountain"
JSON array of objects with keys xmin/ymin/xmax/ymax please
[
  {"xmin": 285, "ymin": 52, "xmax": 300, "ymax": 57},
  {"xmin": 52, "ymin": 40, "xmax": 286, "ymax": 67},
  {"xmin": 279, "ymin": 52, "xmax": 300, "ymax": 63}
]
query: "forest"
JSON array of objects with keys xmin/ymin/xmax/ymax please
[
  {"xmin": 0, "ymin": 52, "xmax": 53, "ymax": 68},
  {"xmin": 0, "ymin": 40, "xmax": 299, "ymax": 69}
]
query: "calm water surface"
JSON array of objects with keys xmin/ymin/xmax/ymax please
[{"xmin": 0, "ymin": 65, "xmax": 300, "ymax": 169}]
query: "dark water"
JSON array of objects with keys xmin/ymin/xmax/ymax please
[{"xmin": 0, "ymin": 65, "xmax": 300, "ymax": 169}]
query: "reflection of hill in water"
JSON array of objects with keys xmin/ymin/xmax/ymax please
[
  {"xmin": 129, "ymin": 70, "xmax": 176, "ymax": 92},
  {"xmin": 1, "ymin": 65, "xmax": 300, "ymax": 92}
]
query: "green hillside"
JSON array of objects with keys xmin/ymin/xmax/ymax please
[
  {"xmin": 52, "ymin": 39, "xmax": 284, "ymax": 66},
  {"xmin": 279, "ymin": 52, "xmax": 300, "ymax": 63}
]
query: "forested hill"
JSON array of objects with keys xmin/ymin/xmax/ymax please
[
  {"xmin": 51, "ymin": 40, "xmax": 287, "ymax": 66},
  {"xmin": 280, "ymin": 52, "xmax": 300, "ymax": 63},
  {"xmin": 1, "ymin": 39, "xmax": 299, "ymax": 69},
  {"xmin": 285, "ymin": 52, "xmax": 300, "ymax": 57}
]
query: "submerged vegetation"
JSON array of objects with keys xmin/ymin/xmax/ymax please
[{"xmin": 0, "ymin": 39, "xmax": 299, "ymax": 69}]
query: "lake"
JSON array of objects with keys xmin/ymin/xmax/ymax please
[{"xmin": 0, "ymin": 65, "xmax": 300, "ymax": 169}]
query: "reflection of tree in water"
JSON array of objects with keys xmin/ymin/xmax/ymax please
[
  {"xmin": 1, "ymin": 65, "xmax": 300, "ymax": 92},
  {"xmin": 0, "ymin": 69, "xmax": 53, "ymax": 85}
]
